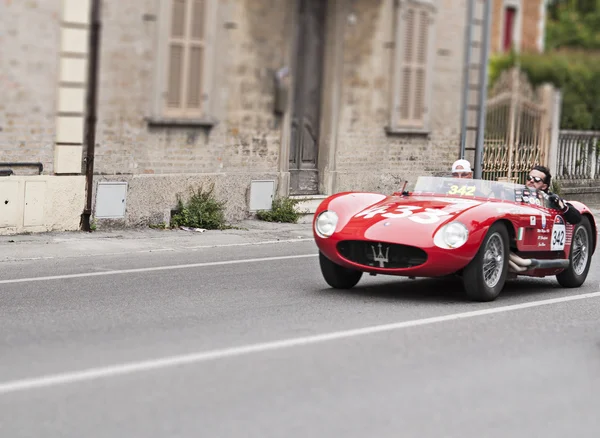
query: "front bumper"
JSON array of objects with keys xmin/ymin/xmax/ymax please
[{"xmin": 316, "ymin": 235, "xmax": 479, "ymax": 277}]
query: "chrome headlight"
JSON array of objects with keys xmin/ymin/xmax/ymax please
[
  {"xmin": 433, "ymin": 222, "xmax": 469, "ymax": 249},
  {"xmin": 315, "ymin": 210, "xmax": 338, "ymax": 238}
]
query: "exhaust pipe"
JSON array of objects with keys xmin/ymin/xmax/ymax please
[
  {"xmin": 509, "ymin": 253, "xmax": 535, "ymax": 267},
  {"xmin": 509, "ymin": 253, "xmax": 570, "ymax": 271},
  {"xmin": 508, "ymin": 260, "xmax": 527, "ymax": 273}
]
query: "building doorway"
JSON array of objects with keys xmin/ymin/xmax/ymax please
[{"xmin": 289, "ymin": 0, "xmax": 327, "ymax": 195}]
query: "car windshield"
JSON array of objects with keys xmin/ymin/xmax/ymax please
[{"xmin": 411, "ymin": 176, "xmax": 553, "ymax": 208}]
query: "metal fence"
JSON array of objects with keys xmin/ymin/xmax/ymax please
[
  {"xmin": 555, "ymin": 130, "xmax": 600, "ymax": 180},
  {"xmin": 481, "ymin": 68, "xmax": 553, "ymax": 185}
]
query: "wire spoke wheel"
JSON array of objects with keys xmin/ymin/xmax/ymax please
[
  {"xmin": 571, "ymin": 226, "xmax": 589, "ymax": 276},
  {"xmin": 463, "ymin": 223, "xmax": 509, "ymax": 302},
  {"xmin": 483, "ymin": 233, "xmax": 504, "ymax": 289},
  {"xmin": 556, "ymin": 216, "xmax": 593, "ymax": 289}
]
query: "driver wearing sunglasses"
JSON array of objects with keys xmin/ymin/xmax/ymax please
[
  {"xmin": 526, "ymin": 168, "xmax": 549, "ymax": 191},
  {"xmin": 526, "ymin": 165, "xmax": 581, "ymax": 224}
]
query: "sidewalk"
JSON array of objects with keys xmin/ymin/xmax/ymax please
[{"xmin": 0, "ymin": 220, "xmax": 315, "ymax": 262}]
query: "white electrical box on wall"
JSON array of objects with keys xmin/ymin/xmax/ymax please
[
  {"xmin": 0, "ymin": 181, "xmax": 20, "ymax": 228},
  {"xmin": 95, "ymin": 182, "xmax": 128, "ymax": 219},
  {"xmin": 23, "ymin": 181, "xmax": 46, "ymax": 227},
  {"xmin": 249, "ymin": 180, "xmax": 275, "ymax": 211}
]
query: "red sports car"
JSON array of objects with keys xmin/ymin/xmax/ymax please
[{"xmin": 313, "ymin": 176, "xmax": 597, "ymax": 301}]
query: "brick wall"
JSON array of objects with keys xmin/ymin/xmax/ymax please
[
  {"xmin": 88, "ymin": 0, "xmax": 293, "ymax": 224},
  {"xmin": 94, "ymin": 0, "xmax": 466, "ymax": 184},
  {"xmin": 93, "ymin": 0, "xmax": 287, "ymax": 177},
  {"xmin": 92, "ymin": 0, "xmax": 471, "ymax": 222},
  {"xmin": 1, "ymin": 0, "xmax": 478, "ymax": 228},
  {"xmin": 0, "ymin": 0, "xmax": 61, "ymax": 175},
  {"xmin": 333, "ymin": 0, "xmax": 464, "ymax": 192}
]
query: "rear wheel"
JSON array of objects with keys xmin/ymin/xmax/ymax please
[
  {"xmin": 319, "ymin": 251, "xmax": 363, "ymax": 289},
  {"xmin": 556, "ymin": 216, "xmax": 593, "ymax": 288},
  {"xmin": 462, "ymin": 222, "xmax": 510, "ymax": 302}
]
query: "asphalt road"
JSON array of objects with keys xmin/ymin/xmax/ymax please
[{"xmin": 1, "ymin": 238, "xmax": 600, "ymax": 437}]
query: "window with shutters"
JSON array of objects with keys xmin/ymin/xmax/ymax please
[
  {"xmin": 152, "ymin": 0, "xmax": 217, "ymax": 124},
  {"xmin": 388, "ymin": 0, "xmax": 436, "ymax": 133}
]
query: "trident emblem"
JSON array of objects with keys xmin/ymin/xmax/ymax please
[{"xmin": 371, "ymin": 242, "xmax": 390, "ymax": 267}]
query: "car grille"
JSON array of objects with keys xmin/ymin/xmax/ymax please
[{"xmin": 337, "ymin": 240, "xmax": 427, "ymax": 269}]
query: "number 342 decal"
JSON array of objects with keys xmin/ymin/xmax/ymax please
[
  {"xmin": 354, "ymin": 205, "xmax": 452, "ymax": 224},
  {"xmin": 551, "ymin": 223, "xmax": 566, "ymax": 251},
  {"xmin": 447, "ymin": 185, "xmax": 476, "ymax": 196}
]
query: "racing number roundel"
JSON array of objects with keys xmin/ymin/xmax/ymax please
[{"xmin": 551, "ymin": 216, "xmax": 566, "ymax": 251}]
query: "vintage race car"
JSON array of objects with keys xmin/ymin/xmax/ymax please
[{"xmin": 313, "ymin": 176, "xmax": 598, "ymax": 301}]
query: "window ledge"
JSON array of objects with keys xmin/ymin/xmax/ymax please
[
  {"xmin": 146, "ymin": 116, "xmax": 218, "ymax": 129},
  {"xmin": 385, "ymin": 126, "xmax": 430, "ymax": 136}
]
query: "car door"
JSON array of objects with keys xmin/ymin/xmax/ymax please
[
  {"xmin": 514, "ymin": 188, "xmax": 554, "ymax": 252},
  {"xmin": 522, "ymin": 189, "xmax": 570, "ymax": 254}
]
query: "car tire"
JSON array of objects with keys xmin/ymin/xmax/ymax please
[
  {"xmin": 319, "ymin": 251, "xmax": 363, "ymax": 289},
  {"xmin": 556, "ymin": 216, "xmax": 593, "ymax": 288},
  {"xmin": 462, "ymin": 222, "xmax": 510, "ymax": 302}
]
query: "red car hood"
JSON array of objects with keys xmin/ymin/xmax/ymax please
[{"xmin": 334, "ymin": 195, "xmax": 485, "ymax": 245}]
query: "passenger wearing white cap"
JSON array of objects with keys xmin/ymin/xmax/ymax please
[{"xmin": 451, "ymin": 159, "xmax": 473, "ymax": 179}]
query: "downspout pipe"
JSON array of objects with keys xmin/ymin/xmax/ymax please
[
  {"xmin": 81, "ymin": 0, "xmax": 101, "ymax": 232},
  {"xmin": 459, "ymin": 0, "xmax": 474, "ymax": 160},
  {"xmin": 473, "ymin": 0, "xmax": 492, "ymax": 179}
]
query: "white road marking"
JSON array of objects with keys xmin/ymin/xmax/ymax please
[
  {"xmin": 185, "ymin": 238, "xmax": 313, "ymax": 249},
  {"xmin": 0, "ymin": 254, "xmax": 319, "ymax": 285},
  {"xmin": 1, "ymin": 290, "xmax": 599, "ymax": 395},
  {"xmin": 0, "ymin": 248, "xmax": 179, "ymax": 263}
]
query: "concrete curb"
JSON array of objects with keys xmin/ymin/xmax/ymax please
[
  {"xmin": 0, "ymin": 220, "xmax": 315, "ymax": 262},
  {"xmin": 1, "ymin": 219, "xmax": 312, "ymax": 241}
]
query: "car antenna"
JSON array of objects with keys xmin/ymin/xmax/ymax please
[
  {"xmin": 393, "ymin": 180, "xmax": 409, "ymax": 197},
  {"xmin": 401, "ymin": 180, "xmax": 408, "ymax": 193}
]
